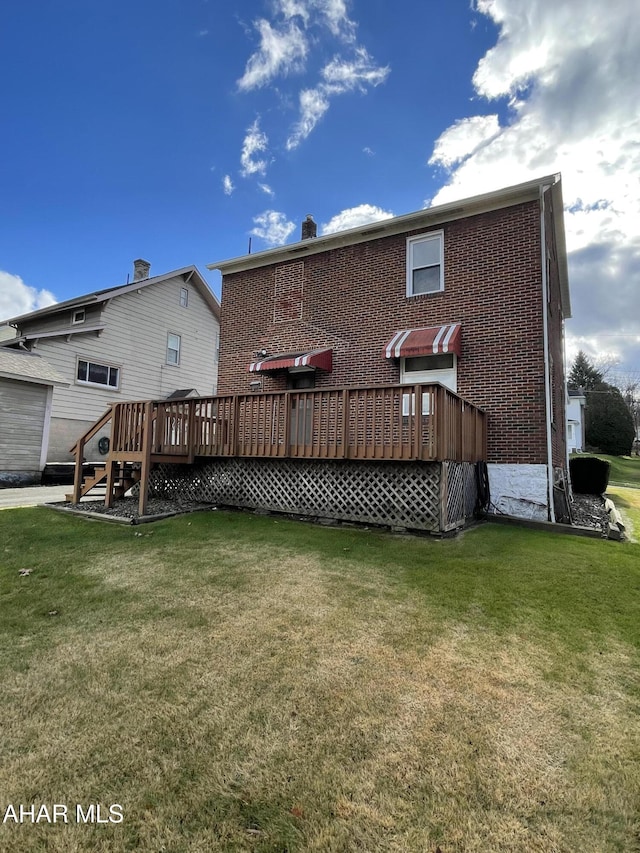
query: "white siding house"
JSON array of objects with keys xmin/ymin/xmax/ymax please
[
  {"xmin": 1, "ymin": 262, "xmax": 220, "ymax": 462},
  {"xmin": 566, "ymin": 390, "xmax": 586, "ymax": 453}
]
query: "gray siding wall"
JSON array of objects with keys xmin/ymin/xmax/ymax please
[
  {"xmin": 26, "ymin": 275, "xmax": 219, "ymax": 460},
  {"xmin": 0, "ymin": 378, "xmax": 47, "ymax": 472}
]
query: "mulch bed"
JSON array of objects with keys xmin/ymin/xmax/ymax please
[
  {"xmin": 570, "ymin": 493, "xmax": 609, "ymax": 536},
  {"xmin": 57, "ymin": 497, "xmax": 214, "ymax": 522}
]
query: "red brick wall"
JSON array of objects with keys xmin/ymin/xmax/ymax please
[{"xmin": 219, "ymin": 201, "xmax": 557, "ymax": 465}]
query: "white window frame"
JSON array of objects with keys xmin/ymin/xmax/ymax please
[
  {"xmin": 406, "ymin": 231, "xmax": 444, "ymax": 297},
  {"xmin": 180, "ymin": 287, "xmax": 189, "ymax": 308},
  {"xmin": 400, "ymin": 354, "xmax": 457, "ymax": 415},
  {"xmin": 76, "ymin": 358, "xmax": 120, "ymax": 390},
  {"xmin": 71, "ymin": 309, "xmax": 86, "ymax": 325},
  {"xmin": 400, "ymin": 354, "xmax": 457, "ymax": 393},
  {"xmin": 167, "ymin": 333, "xmax": 181, "ymax": 366}
]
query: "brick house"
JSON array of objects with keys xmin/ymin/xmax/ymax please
[{"xmin": 210, "ymin": 175, "xmax": 570, "ymax": 522}]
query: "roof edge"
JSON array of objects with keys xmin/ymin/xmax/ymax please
[
  {"xmin": 209, "ymin": 174, "xmax": 560, "ymax": 275},
  {"xmin": 2, "ymin": 265, "xmax": 220, "ymax": 326}
]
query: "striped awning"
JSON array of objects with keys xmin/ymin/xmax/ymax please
[
  {"xmin": 248, "ymin": 347, "xmax": 333, "ymax": 373},
  {"xmin": 383, "ymin": 324, "xmax": 461, "ymax": 359}
]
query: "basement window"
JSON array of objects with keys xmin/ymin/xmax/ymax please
[{"xmin": 77, "ymin": 359, "xmax": 120, "ymax": 389}]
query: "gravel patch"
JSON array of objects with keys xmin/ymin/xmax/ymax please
[
  {"xmin": 570, "ymin": 493, "xmax": 608, "ymax": 536},
  {"xmin": 58, "ymin": 496, "xmax": 214, "ymax": 521}
]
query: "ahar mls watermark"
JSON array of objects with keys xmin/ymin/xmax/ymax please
[{"xmin": 2, "ymin": 804, "xmax": 123, "ymax": 825}]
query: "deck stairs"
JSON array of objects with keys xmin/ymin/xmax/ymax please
[{"xmin": 65, "ymin": 462, "xmax": 141, "ymax": 502}]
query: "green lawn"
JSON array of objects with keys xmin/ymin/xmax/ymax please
[{"xmin": 1, "ymin": 507, "xmax": 639, "ymax": 852}]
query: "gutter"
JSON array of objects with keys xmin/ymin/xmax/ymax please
[{"xmin": 540, "ymin": 182, "xmax": 556, "ymax": 523}]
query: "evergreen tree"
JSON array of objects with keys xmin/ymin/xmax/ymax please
[
  {"xmin": 585, "ymin": 385, "xmax": 636, "ymax": 455},
  {"xmin": 568, "ymin": 350, "xmax": 605, "ymax": 391}
]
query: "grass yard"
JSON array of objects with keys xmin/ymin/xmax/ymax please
[
  {"xmin": 576, "ymin": 453, "xmax": 640, "ymax": 488},
  {"xmin": 0, "ymin": 507, "xmax": 639, "ymax": 852}
]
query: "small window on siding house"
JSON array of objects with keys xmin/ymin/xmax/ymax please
[
  {"xmin": 72, "ymin": 309, "xmax": 86, "ymax": 324},
  {"xmin": 406, "ymin": 232, "xmax": 444, "ymax": 296},
  {"xmin": 167, "ymin": 333, "xmax": 181, "ymax": 365},
  {"xmin": 77, "ymin": 359, "xmax": 120, "ymax": 388},
  {"xmin": 180, "ymin": 287, "xmax": 188, "ymax": 308}
]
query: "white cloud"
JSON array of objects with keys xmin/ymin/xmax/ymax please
[
  {"xmin": 240, "ymin": 118, "xmax": 269, "ymax": 177},
  {"xmin": 315, "ymin": 0, "xmax": 356, "ymax": 41},
  {"xmin": 258, "ymin": 182, "xmax": 275, "ymax": 197},
  {"xmin": 286, "ymin": 87, "xmax": 331, "ymax": 150},
  {"xmin": 321, "ymin": 203, "xmax": 394, "ymax": 235},
  {"xmin": 0, "ymin": 271, "xmax": 57, "ymax": 322},
  {"xmin": 222, "ymin": 174, "xmax": 235, "ymax": 195},
  {"xmin": 286, "ymin": 48, "xmax": 390, "ymax": 149},
  {"xmin": 429, "ymin": 0, "xmax": 640, "ymax": 371},
  {"xmin": 237, "ymin": 19, "xmax": 308, "ymax": 91},
  {"xmin": 429, "ymin": 115, "xmax": 501, "ymax": 170},
  {"xmin": 321, "ymin": 47, "xmax": 389, "ymax": 91},
  {"xmin": 250, "ymin": 210, "xmax": 296, "ymax": 246},
  {"xmin": 363, "ymin": 146, "xmax": 374, "ymax": 156},
  {"xmin": 234, "ymin": 1, "xmax": 388, "ymax": 164}
]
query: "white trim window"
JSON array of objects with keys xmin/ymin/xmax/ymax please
[
  {"xmin": 401, "ymin": 353, "xmax": 457, "ymax": 392},
  {"xmin": 406, "ymin": 231, "xmax": 444, "ymax": 296},
  {"xmin": 71, "ymin": 309, "xmax": 86, "ymax": 324},
  {"xmin": 77, "ymin": 358, "xmax": 120, "ymax": 389},
  {"xmin": 167, "ymin": 333, "xmax": 181, "ymax": 365},
  {"xmin": 180, "ymin": 287, "xmax": 189, "ymax": 308},
  {"xmin": 400, "ymin": 353, "xmax": 457, "ymax": 415}
]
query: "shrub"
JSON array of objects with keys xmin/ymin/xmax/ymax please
[{"xmin": 570, "ymin": 456, "xmax": 610, "ymax": 495}]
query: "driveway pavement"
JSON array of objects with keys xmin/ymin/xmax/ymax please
[{"xmin": 0, "ymin": 485, "xmax": 73, "ymax": 509}]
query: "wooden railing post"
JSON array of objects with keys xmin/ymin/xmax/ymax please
[
  {"xmin": 414, "ymin": 384, "xmax": 423, "ymax": 460},
  {"xmin": 341, "ymin": 388, "xmax": 348, "ymax": 459},
  {"xmin": 138, "ymin": 401, "xmax": 154, "ymax": 517},
  {"xmin": 71, "ymin": 436, "xmax": 85, "ymax": 504}
]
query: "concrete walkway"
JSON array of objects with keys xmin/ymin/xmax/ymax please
[{"xmin": 0, "ymin": 485, "xmax": 73, "ymax": 510}]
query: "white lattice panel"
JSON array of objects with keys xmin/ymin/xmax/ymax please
[
  {"xmin": 148, "ymin": 459, "xmax": 448, "ymax": 531},
  {"xmin": 442, "ymin": 461, "xmax": 478, "ymax": 530}
]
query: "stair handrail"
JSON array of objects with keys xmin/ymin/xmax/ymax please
[{"xmin": 69, "ymin": 406, "xmax": 115, "ymax": 503}]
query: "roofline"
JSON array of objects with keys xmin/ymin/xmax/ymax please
[
  {"xmin": 2, "ymin": 265, "xmax": 220, "ymax": 326},
  {"xmin": 0, "ymin": 369, "xmax": 68, "ymax": 387},
  {"xmin": 208, "ymin": 174, "xmax": 563, "ymax": 275}
]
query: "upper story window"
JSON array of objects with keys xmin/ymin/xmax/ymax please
[
  {"xmin": 72, "ymin": 309, "xmax": 86, "ymax": 324},
  {"xmin": 167, "ymin": 333, "xmax": 181, "ymax": 365},
  {"xmin": 180, "ymin": 287, "xmax": 189, "ymax": 308},
  {"xmin": 77, "ymin": 359, "xmax": 120, "ymax": 389},
  {"xmin": 406, "ymin": 231, "xmax": 444, "ymax": 297}
]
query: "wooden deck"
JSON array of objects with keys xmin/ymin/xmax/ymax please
[{"xmin": 70, "ymin": 383, "xmax": 487, "ymax": 514}]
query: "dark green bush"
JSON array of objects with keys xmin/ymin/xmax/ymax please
[{"xmin": 570, "ymin": 456, "xmax": 610, "ymax": 495}]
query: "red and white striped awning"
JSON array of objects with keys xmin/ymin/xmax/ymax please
[
  {"xmin": 248, "ymin": 347, "xmax": 333, "ymax": 373},
  {"xmin": 383, "ymin": 324, "xmax": 461, "ymax": 359}
]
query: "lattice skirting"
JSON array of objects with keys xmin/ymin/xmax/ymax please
[{"xmin": 147, "ymin": 458, "xmax": 479, "ymax": 533}]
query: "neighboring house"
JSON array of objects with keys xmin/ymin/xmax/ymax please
[
  {"xmin": 210, "ymin": 175, "xmax": 570, "ymax": 522},
  {"xmin": 566, "ymin": 389, "xmax": 586, "ymax": 453},
  {"xmin": 1, "ymin": 261, "xmax": 220, "ymax": 462},
  {"xmin": 0, "ymin": 349, "xmax": 68, "ymax": 485}
]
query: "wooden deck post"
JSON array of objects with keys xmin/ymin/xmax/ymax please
[
  {"xmin": 138, "ymin": 401, "xmax": 153, "ymax": 517},
  {"xmin": 71, "ymin": 436, "xmax": 85, "ymax": 504}
]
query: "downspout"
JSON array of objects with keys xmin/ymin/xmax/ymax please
[{"xmin": 540, "ymin": 182, "xmax": 556, "ymax": 522}]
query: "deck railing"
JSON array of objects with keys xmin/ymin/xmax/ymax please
[{"xmin": 109, "ymin": 383, "xmax": 487, "ymax": 464}]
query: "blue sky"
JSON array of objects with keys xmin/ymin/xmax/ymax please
[{"xmin": 2, "ymin": 0, "xmax": 639, "ymax": 382}]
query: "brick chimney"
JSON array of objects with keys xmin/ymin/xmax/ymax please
[
  {"xmin": 133, "ymin": 259, "xmax": 151, "ymax": 281},
  {"xmin": 301, "ymin": 214, "xmax": 317, "ymax": 240}
]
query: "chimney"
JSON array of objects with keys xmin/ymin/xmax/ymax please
[
  {"xmin": 301, "ymin": 214, "xmax": 317, "ymax": 240},
  {"xmin": 133, "ymin": 259, "xmax": 151, "ymax": 281}
]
